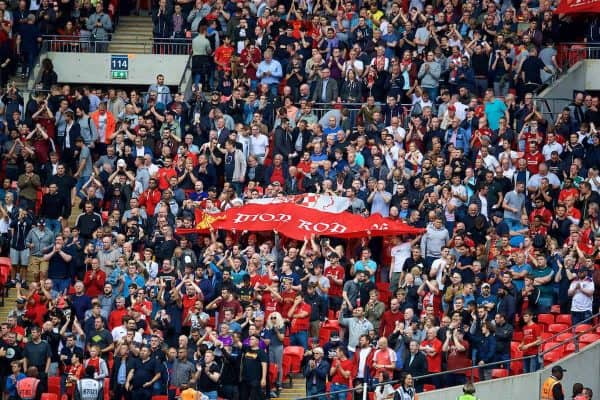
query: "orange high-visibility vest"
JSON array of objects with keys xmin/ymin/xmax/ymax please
[
  {"xmin": 541, "ymin": 376, "xmax": 562, "ymax": 400},
  {"xmin": 16, "ymin": 377, "xmax": 40, "ymax": 400}
]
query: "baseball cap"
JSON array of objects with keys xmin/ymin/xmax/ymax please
[
  {"xmin": 481, "ymin": 283, "xmax": 491, "ymax": 289},
  {"xmin": 16, "ymin": 298, "xmax": 26, "ymax": 304},
  {"xmin": 330, "ymin": 331, "xmax": 340, "ymax": 341},
  {"xmin": 37, "ymin": 218, "xmax": 46, "ymax": 226},
  {"xmin": 551, "ymin": 365, "xmax": 567, "ymax": 373}
]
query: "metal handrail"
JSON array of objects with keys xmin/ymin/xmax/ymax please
[{"xmin": 294, "ymin": 312, "xmax": 600, "ymax": 400}]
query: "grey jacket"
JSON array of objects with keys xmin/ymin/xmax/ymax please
[
  {"xmin": 86, "ymin": 12, "xmax": 113, "ymax": 40},
  {"xmin": 417, "ymin": 61, "xmax": 441, "ymax": 89},
  {"xmin": 78, "ymin": 115, "xmax": 98, "ymax": 146},
  {"xmin": 25, "ymin": 227, "xmax": 55, "ymax": 256},
  {"xmin": 420, "ymin": 224, "xmax": 449, "ymax": 258}
]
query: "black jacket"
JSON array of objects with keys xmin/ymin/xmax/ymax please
[{"xmin": 403, "ymin": 351, "xmax": 428, "ymax": 378}]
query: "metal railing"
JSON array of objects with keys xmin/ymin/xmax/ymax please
[
  {"xmin": 293, "ymin": 312, "xmax": 600, "ymax": 400},
  {"xmin": 41, "ymin": 35, "xmax": 192, "ymax": 54}
]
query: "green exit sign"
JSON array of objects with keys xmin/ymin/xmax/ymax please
[{"xmin": 111, "ymin": 70, "xmax": 128, "ymax": 79}]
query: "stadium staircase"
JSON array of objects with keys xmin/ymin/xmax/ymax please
[
  {"xmin": 108, "ymin": 16, "xmax": 154, "ymax": 54},
  {"xmin": 275, "ymin": 376, "xmax": 307, "ymax": 400}
]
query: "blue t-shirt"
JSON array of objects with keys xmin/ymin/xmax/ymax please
[
  {"xmin": 511, "ymin": 263, "xmax": 532, "ymax": 291},
  {"xmin": 485, "ymin": 99, "xmax": 507, "ymax": 131}
]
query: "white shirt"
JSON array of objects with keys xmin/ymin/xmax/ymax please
[
  {"xmin": 542, "ymin": 141, "xmax": 563, "ymax": 160},
  {"xmin": 357, "ymin": 347, "xmax": 371, "ymax": 378},
  {"xmin": 250, "ymin": 134, "xmax": 269, "ymax": 156},
  {"xmin": 570, "ymin": 278, "xmax": 594, "ymax": 312},
  {"xmin": 430, "ymin": 258, "xmax": 447, "ymax": 290},
  {"xmin": 391, "ymin": 242, "xmax": 412, "ymax": 273}
]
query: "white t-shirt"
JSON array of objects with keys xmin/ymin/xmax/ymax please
[
  {"xmin": 391, "ymin": 242, "xmax": 412, "ymax": 273},
  {"xmin": 570, "ymin": 279, "xmax": 594, "ymax": 312},
  {"xmin": 250, "ymin": 134, "xmax": 269, "ymax": 156}
]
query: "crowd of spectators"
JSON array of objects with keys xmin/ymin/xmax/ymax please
[{"xmin": 0, "ymin": 1, "xmax": 599, "ymax": 400}]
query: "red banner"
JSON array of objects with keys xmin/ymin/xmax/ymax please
[
  {"xmin": 554, "ymin": 0, "xmax": 600, "ymax": 14},
  {"xmin": 177, "ymin": 203, "xmax": 423, "ymax": 240}
]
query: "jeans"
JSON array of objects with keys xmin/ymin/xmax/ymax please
[
  {"xmin": 423, "ymin": 87, "xmax": 439, "ymax": 102},
  {"xmin": 52, "ymin": 278, "xmax": 71, "ymax": 295},
  {"xmin": 496, "ymin": 352, "xmax": 511, "ymax": 370},
  {"xmin": 204, "ymin": 391, "xmax": 218, "ymax": 400},
  {"xmin": 571, "ymin": 310, "xmax": 592, "ymax": 326},
  {"xmin": 523, "ymin": 355, "xmax": 540, "ymax": 373},
  {"xmin": 75, "ymin": 176, "xmax": 91, "ymax": 199},
  {"xmin": 290, "ymin": 330, "xmax": 308, "ymax": 348},
  {"xmin": 537, "ymin": 297, "xmax": 553, "ymax": 314},
  {"xmin": 45, "ymin": 218, "xmax": 62, "ymax": 235},
  {"xmin": 330, "ymin": 383, "xmax": 348, "ymax": 400}
]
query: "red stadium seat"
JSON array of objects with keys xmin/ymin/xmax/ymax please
[
  {"xmin": 556, "ymin": 333, "xmax": 574, "ymax": 342},
  {"xmin": 47, "ymin": 377, "xmax": 61, "ymax": 397},
  {"xmin": 575, "ymin": 324, "xmax": 593, "ymax": 334},
  {"xmin": 555, "ymin": 314, "xmax": 571, "ymax": 325},
  {"xmin": 542, "ymin": 342, "xmax": 563, "ymax": 354},
  {"xmin": 548, "ymin": 323, "xmax": 568, "ymax": 334},
  {"xmin": 269, "ymin": 364, "xmax": 278, "ymax": 387},
  {"xmin": 537, "ymin": 314, "xmax": 555, "ymax": 328},
  {"xmin": 423, "ymin": 384, "xmax": 436, "ymax": 391},
  {"xmin": 491, "ymin": 369, "xmax": 509, "ymax": 379},
  {"xmin": 282, "ymin": 346, "xmax": 304, "ymax": 375},
  {"xmin": 0, "ymin": 257, "xmax": 11, "ymax": 267},
  {"xmin": 104, "ymin": 379, "xmax": 110, "ymax": 400},
  {"xmin": 541, "ymin": 332, "xmax": 553, "ymax": 341},
  {"xmin": 41, "ymin": 394, "xmax": 58, "ymax": 400},
  {"xmin": 152, "ymin": 396, "xmax": 168, "ymax": 400},
  {"xmin": 543, "ymin": 350, "xmax": 562, "ymax": 366},
  {"xmin": 579, "ymin": 333, "xmax": 600, "ymax": 344},
  {"xmin": 565, "ymin": 342, "xmax": 577, "ymax": 355},
  {"xmin": 464, "ymin": 367, "xmax": 479, "ymax": 382}
]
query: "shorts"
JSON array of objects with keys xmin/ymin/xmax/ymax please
[
  {"xmin": 28, "ymin": 255, "xmax": 49, "ymax": 274},
  {"xmin": 10, "ymin": 249, "xmax": 29, "ymax": 266}
]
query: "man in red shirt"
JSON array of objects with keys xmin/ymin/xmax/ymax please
[
  {"xmin": 206, "ymin": 287, "xmax": 243, "ymax": 323},
  {"xmin": 288, "ymin": 293, "xmax": 311, "ymax": 348},
  {"xmin": 519, "ymin": 309, "xmax": 542, "ymax": 373},
  {"xmin": 371, "ymin": 337, "xmax": 396, "ymax": 379},
  {"xmin": 379, "ymin": 298, "xmax": 404, "ymax": 337},
  {"xmin": 156, "ymin": 156, "xmax": 177, "ymax": 191},
  {"xmin": 138, "ymin": 178, "xmax": 162, "ymax": 217},
  {"xmin": 325, "ymin": 253, "xmax": 345, "ymax": 312},
  {"xmin": 214, "ymin": 36, "xmax": 234, "ymax": 74},
  {"xmin": 329, "ymin": 347, "xmax": 353, "ymax": 396},
  {"xmin": 420, "ymin": 327, "xmax": 443, "ymax": 388},
  {"xmin": 525, "ymin": 142, "xmax": 545, "ymax": 174}
]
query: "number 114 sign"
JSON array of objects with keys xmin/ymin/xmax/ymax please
[{"xmin": 111, "ymin": 55, "xmax": 129, "ymax": 80}]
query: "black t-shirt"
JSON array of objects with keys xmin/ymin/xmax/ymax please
[
  {"xmin": 0, "ymin": 341, "xmax": 23, "ymax": 375},
  {"xmin": 521, "ymin": 56, "xmax": 545, "ymax": 84},
  {"xmin": 197, "ymin": 360, "xmax": 221, "ymax": 392},
  {"xmin": 131, "ymin": 357, "xmax": 159, "ymax": 389},
  {"xmin": 241, "ymin": 347, "xmax": 267, "ymax": 384}
]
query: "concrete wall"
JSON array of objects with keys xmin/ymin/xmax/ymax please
[
  {"xmin": 418, "ymin": 341, "xmax": 600, "ymax": 400},
  {"xmin": 46, "ymin": 52, "xmax": 189, "ymax": 86}
]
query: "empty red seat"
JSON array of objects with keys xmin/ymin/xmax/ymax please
[
  {"xmin": 269, "ymin": 364, "xmax": 278, "ymax": 387},
  {"xmin": 565, "ymin": 342, "xmax": 577, "ymax": 355},
  {"xmin": 556, "ymin": 332, "xmax": 574, "ymax": 342},
  {"xmin": 550, "ymin": 305, "xmax": 561, "ymax": 314},
  {"xmin": 0, "ymin": 257, "xmax": 10, "ymax": 266},
  {"xmin": 555, "ymin": 314, "xmax": 571, "ymax": 325},
  {"xmin": 537, "ymin": 313, "xmax": 555, "ymax": 328},
  {"xmin": 491, "ymin": 369, "xmax": 509, "ymax": 379},
  {"xmin": 283, "ymin": 346, "xmax": 304, "ymax": 374},
  {"xmin": 47, "ymin": 377, "xmax": 61, "ymax": 397},
  {"xmin": 543, "ymin": 350, "xmax": 562, "ymax": 366},
  {"xmin": 541, "ymin": 332, "xmax": 553, "ymax": 341},
  {"xmin": 41, "ymin": 394, "xmax": 58, "ymax": 400},
  {"xmin": 579, "ymin": 333, "xmax": 600, "ymax": 344},
  {"xmin": 423, "ymin": 384, "xmax": 436, "ymax": 391},
  {"xmin": 575, "ymin": 324, "xmax": 593, "ymax": 334},
  {"xmin": 548, "ymin": 324, "xmax": 569, "ymax": 334},
  {"xmin": 151, "ymin": 396, "xmax": 168, "ymax": 400},
  {"xmin": 542, "ymin": 342, "xmax": 563, "ymax": 354}
]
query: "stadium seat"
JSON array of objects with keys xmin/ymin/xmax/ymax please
[
  {"xmin": 269, "ymin": 364, "xmax": 278, "ymax": 387},
  {"xmin": 491, "ymin": 369, "xmax": 509, "ymax": 379},
  {"xmin": 423, "ymin": 384, "xmax": 436, "ymax": 391},
  {"xmin": 41, "ymin": 394, "xmax": 58, "ymax": 400},
  {"xmin": 550, "ymin": 305, "xmax": 561, "ymax": 314},
  {"xmin": 0, "ymin": 257, "xmax": 10, "ymax": 267},
  {"xmin": 104, "ymin": 379, "xmax": 110, "ymax": 400},
  {"xmin": 548, "ymin": 324, "xmax": 569, "ymax": 334},
  {"xmin": 555, "ymin": 314, "xmax": 571, "ymax": 325},
  {"xmin": 543, "ymin": 350, "xmax": 562, "ymax": 365},
  {"xmin": 47, "ymin": 377, "xmax": 61, "ymax": 397},
  {"xmin": 556, "ymin": 333, "xmax": 574, "ymax": 343},
  {"xmin": 541, "ymin": 332, "xmax": 553, "ymax": 341},
  {"xmin": 283, "ymin": 346, "xmax": 304, "ymax": 374},
  {"xmin": 537, "ymin": 313, "xmax": 555, "ymax": 328},
  {"xmin": 512, "ymin": 331, "xmax": 524, "ymax": 342},
  {"xmin": 542, "ymin": 342, "xmax": 563, "ymax": 354},
  {"xmin": 575, "ymin": 324, "xmax": 593, "ymax": 334},
  {"xmin": 464, "ymin": 367, "xmax": 479, "ymax": 382},
  {"xmin": 579, "ymin": 333, "xmax": 600, "ymax": 344},
  {"xmin": 151, "ymin": 396, "xmax": 168, "ymax": 400},
  {"xmin": 565, "ymin": 342, "xmax": 577, "ymax": 355}
]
